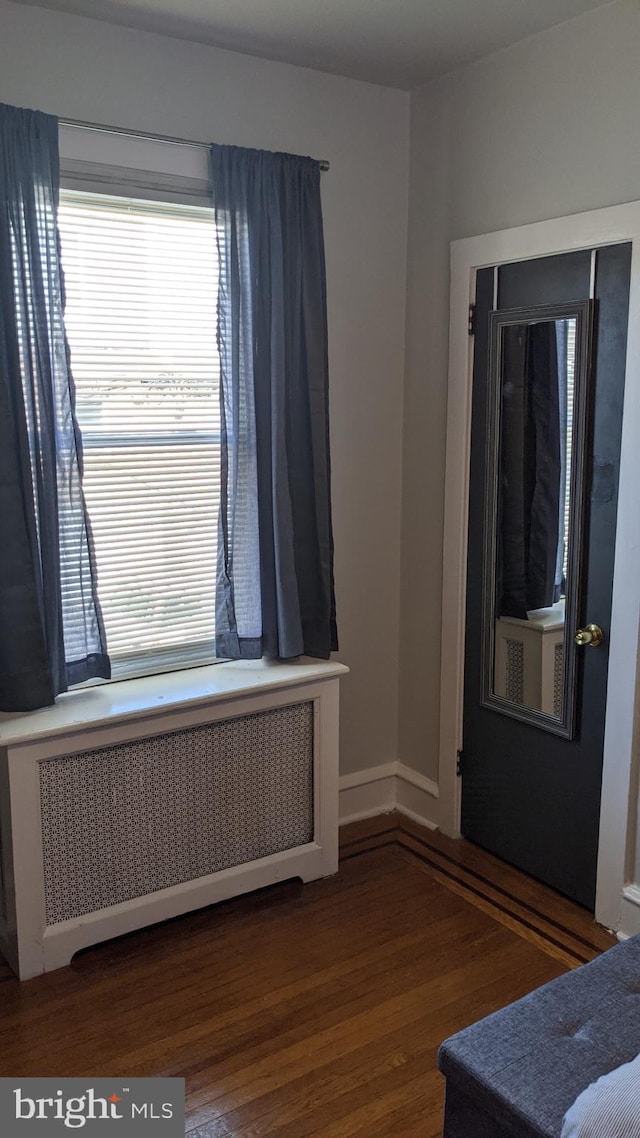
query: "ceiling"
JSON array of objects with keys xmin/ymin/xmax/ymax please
[{"xmin": 13, "ymin": 0, "xmax": 613, "ymax": 88}]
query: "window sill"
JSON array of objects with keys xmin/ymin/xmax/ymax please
[{"xmin": 0, "ymin": 658, "xmax": 348, "ymax": 748}]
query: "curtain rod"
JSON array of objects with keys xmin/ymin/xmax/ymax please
[{"xmin": 60, "ymin": 117, "xmax": 330, "ymax": 172}]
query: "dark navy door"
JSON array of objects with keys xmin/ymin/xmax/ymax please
[{"xmin": 462, "ymin": 244, "xmax": 631, "ymax": 909}]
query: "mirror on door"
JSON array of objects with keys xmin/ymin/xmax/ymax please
[{"xmin": 480, "ymin": 300, "xmax": 593, "ymax": 737}]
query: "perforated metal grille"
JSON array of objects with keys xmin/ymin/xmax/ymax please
[
  {"xmin": 40, "ymin": 701, "xmax": 314, "ymax": 925},
  {"xmin": 554, "ymin": 643, "xmax": 565, "ymax": 718},
  {"xmin": 505, "ymin": 639, "xmax": 525, "ymax": 704}
]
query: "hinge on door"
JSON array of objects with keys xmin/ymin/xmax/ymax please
[
  {"xmin": 456, "ymin": 750, "xmax": 464, "ymax": 777},
  {"xmin": 468, "ymin": 304, "xmax": 476, "ymax": 336}
]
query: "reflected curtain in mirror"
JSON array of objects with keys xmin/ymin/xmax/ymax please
[{"xmin": 499, "ymin": 320, "xmax": 564, "ymax": 620}]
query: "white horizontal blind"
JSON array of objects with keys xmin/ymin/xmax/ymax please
[{"xmin": 58, "ymin": 190, "xmax": 221, "ymax": 678}]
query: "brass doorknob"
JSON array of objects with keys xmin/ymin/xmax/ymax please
[{"xmin": 575, "ymin": 624, "xmax": 604, "ymax": 648}]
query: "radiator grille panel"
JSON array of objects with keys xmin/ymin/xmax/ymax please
[
  {"xmin": 554, "ymin": 643, "xmax": 564, "ymax": 718},
  {"xmin": 505, "ymin": 639, "xmax": 525, "ymax": 705},
  {"xmin": 40, "ymin": 701, "xmax": 314, "ymax": 925}
]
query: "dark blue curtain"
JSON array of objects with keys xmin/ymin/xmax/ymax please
[
  {"xmin": 0, "ymin": 103, "xmax": 109, "ymax": 711},
  {"xmin": 211, "ymin": 144, "xmax": 337, "ymax": 660}
]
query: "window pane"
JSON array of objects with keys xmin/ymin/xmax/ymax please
[{"xmin": 59, "ymin": 191, "xmax": 221, "ymax": 678}]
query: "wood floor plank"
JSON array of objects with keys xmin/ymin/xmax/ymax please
[
  {"xmin": 184, "ymin": 938, "xmax": 524, "ymax": 1126},
  {"xmin": 217, "ymin": 951, "xmax": 558, "ymax": 1138},
  {"xmin": 0, "ymin": 820, "xmax": 603, "ymax": 1136},
  {"xmin": 389, "ymin": 814, "xmax": 614, "ymax": 953},
  {"xmin": 394, "ymin": 840, "xmax": 585, "ymax": 968}
]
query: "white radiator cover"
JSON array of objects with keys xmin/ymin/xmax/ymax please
[
  {"xmin": 40, "ymin": 702, "xmax": 314, "ymax": 925},
  {"xmin": 494, "ymin": 608, "xmax": 565, "ymax": 715},
  {"xmin": 0, "ymin": 662, "xmax": 345, "ymax": 979}
]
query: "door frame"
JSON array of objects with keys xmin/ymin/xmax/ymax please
[{"xmin": 439, "ymin": 200, "xmax": 640, "ymax": 934}]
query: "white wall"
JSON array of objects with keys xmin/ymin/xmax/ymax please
[
  {"xmin": 0, "ymin": 0, "xmax": 410, "ymax": 779},
  {"xmin": 401, "ymin": 0, "xmax": 640, "ymax": 783}
]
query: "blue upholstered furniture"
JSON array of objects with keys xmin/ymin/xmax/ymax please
[{"xmin": 437, "ymin": 934, "xmax": 640, "ymax": 1138}]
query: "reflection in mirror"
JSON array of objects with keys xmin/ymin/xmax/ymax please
[{"xmin": 482, "ymin": 302, "xmax": 591, "ymax": 737}]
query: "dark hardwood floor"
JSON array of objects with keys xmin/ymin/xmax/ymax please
[{"xmin": 0, "ymin": 814, "xmax": 615, "ymax": 1136}]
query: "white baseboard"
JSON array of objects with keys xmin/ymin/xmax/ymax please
[
  {"xmin": 615, "ymin": 886, "xmax": 640, "ymax": 941},
  {"xmin": 339, "ymin": 761, "xmax": 440, "ymax": 830},
  {"xmin": 395, "ymin": 763, "xmax": 441, "ymax": 831},
  {"xmin": 338, "ymin": 763, "xmax": 396, "ymax": 824}
]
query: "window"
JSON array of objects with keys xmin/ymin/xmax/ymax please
[{"xmin": 58, "ymin": 190, "xmax": 221, "ymax": 679}]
